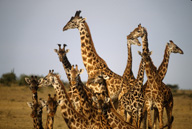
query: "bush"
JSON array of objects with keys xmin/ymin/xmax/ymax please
[{"xmin": 0, "ymin": 70, "xmax": 16, "ymax": 86}]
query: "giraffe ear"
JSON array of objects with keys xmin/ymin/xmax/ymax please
[
  {"xmin": 27, "ymin": 102, "xmax": 33, "ymax": 109},
  {"xmin": 149, "ymin": 51, "xmax": 153, "ymax": 56},
  {"xmin": 39, "ymin": 99, "xmax": 47, "ymax": 107},
  {"xmin": 65, "ymin": 49, "xmax": 70, "ymax": 53},
  {"xmin": 105, "ymin": 97, "xmax": 110, "ymax": 103},
  {"xmin": 25, "ymin": 77, "xmax": 31, "ymax": 84},
  {"xmin": 54, "ymin": 49, "xmax": 58, "ymax": 54},
  {"xmin": 138, "ymin": 51, "xmax": 142, "ymax": 56},
  {"xmin": 81, "ymin": 18, "xmax": 86, "ymax": 22},
  {"xmin": 38, "ymin": 78, "xmax": 44, "ymax": 87},
  {"xmin": 103, "ymin": 75, "xmax": 109, "ymax": 80},
  {"xmin": 79, "ymin": 69, "xmax": 84, "ymax": 74},
  {"xmin": 92, "ymin": 96, "xmax": 97, "ymax": 103}
]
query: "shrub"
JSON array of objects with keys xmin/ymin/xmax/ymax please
[{"xmin": 0, "ymin": 71, "xmax": 16, "ymax": 86}]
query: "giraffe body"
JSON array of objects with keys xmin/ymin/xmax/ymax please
[{"xmin": 63, "ymin": 11, "xmax": 126, "ymax": 105}]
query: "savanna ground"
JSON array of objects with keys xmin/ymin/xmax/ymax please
[{"xmin": 0, "ymin": 84, "xmax": 192, "ymax": 129}]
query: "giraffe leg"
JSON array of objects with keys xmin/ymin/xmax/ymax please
[
  {"xmin": 158, "ymin": 107, "xmax": 164, "ymax": 129},
  {"xmin": 126, "ymin": 112, "xmax": 132, "ymax": 123},
  {"xmin": 153, "ymin": 108, "xmax": 159, "ymax": 129},
  {"xmin": 146, "ymin": 106, "xmax": 152, "ymax": 129},
  {"xmin": 166, "ymin": 104, "xmax": 174, "ymax": 129}
]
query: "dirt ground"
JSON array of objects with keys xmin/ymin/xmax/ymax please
[{"xmin": 0, "ymin": 84, "xmax": 192, "ymax": 129}]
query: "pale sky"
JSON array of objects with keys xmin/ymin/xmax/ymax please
[{"xmin": 0, "ymin": 1, "xmax": 191, "ymax": 89}]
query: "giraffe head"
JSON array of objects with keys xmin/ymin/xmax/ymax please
[
  {"xmin": 27, "ymin": 100, "xmax": 45, "ymax": 119},
  {"xmin": 39, "ymin": 70, "xmax": 61, "ymax": 88},
  {"xmin": 127, "ymin": 24, "xmax": 145, "ymax": 45},
  {"xmin": 40, "ymin": 94, "xmax": 59, "ymax": 117},
  {"xmin": 92, "ymin": 92, "xmax": 110, "ymax": 114},
  {"xmin": 66, "ymin": 65, "xmax": 84, "ymax": 85},
  {"xmin": 86, "ymin": 70, "xmax": 109, "ymax": 94},
  {"xmin": 167, "ymin": 40, "xmax": 184, "ymax": 54},
  {"xmin": 63, "ymin": 10, "xmax": 86, "ymax": 31},
  {"xmin": 25, "ymin": 76, "xmax": 43, "ymax": 94},
  {"xmin": 54, "ymin": 44, "xmax": 70, "ymax": 62}
]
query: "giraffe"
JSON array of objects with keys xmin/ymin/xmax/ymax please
[
  {"xmin": 63, "ymin": 10, "xmax": 128, "ymax": 107},
  {"xmin": 39, "ymin": 70, "xmax": 90, "ymax": 129},
  {"xmin": 138, "ymin": 26, "xmax": 175, "ymax": 129},
  {"xmin": 157, "ymin": 40, "xmax": 183, "ymax": 81},
  {"xmin": 118, "ymin": 51, "xmax": 146, "ymax": 128},
  {"xmin": 118, "ymin": 24, "xmax": 144, "ymax": 100},
  {"xmin": 54, "ymin": 44, "xmax": 71, "ymax": 84},
  {"xmin": 126, "ymin": 24, "xmax": 177, "ymax": 129},
  {"xmin": 25, "ymin": 76, "xmax": 43, "ymax": 103},
  {"xmin": 27, "ymin": 99, "xmax": 45, "ymax": 129},
  {"xmin": 25, "ymin": 76, "xmax": 45, "ymax": 129},
  {"xmin": 40, "ymin": 94, "xmax": 59, "ymax": 129},
  {"xmin": 67, "ymin": 65, "xmax": 112, "ymax": 129},
  {"xmin": 91, "ymin": 75, "xmax": 138, "ymax": 129},
  {"xmin": 146, "ymin": 40, "xmax": 183, "ymax": 129}
]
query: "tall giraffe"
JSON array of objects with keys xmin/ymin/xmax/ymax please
[
  {"xmin": 91, "ymin": 76, "xmax": 138, "ymax": 129},
  {"xmin": 118, "ymin": 24, "xmax": 143, "ymax": 100},
  {"xmin": 39, "ymin": 70, "xmax": 90, "ymax": 129},
  {"xmin": 40, "ymin": 94, "xmax": 59, "ymax": 129},
  {"xmin": 63, "ymin": 11, "xmax": 127, "ymax": 105},
  {"xmin": 118, "ymin": 51, "xmax": 146, "ymax": 128},
  {"xmin": 127, "ymin": 25, "xmax": 177, "ymax": 129},
  {"xmin": 157, "ymin": 40, "xmax": 183, "ymax": 81},
  {"xmin": 27, "ymin": 99, "xmax": 45, "ymax": 129}
]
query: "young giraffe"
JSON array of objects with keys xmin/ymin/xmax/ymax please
[
  {"xmin": 27, "ymin": 98, "xmax": 45, "ymax": 129},
  {"xmin": 40, "ymin": 94, "xmax": 59, "ymax": 129},
  {"xmin": 39, "ymin": 70, "xmax": 90, "ymax": 129},
  {"xmin": 67, "ymin": 65, "xmax": 112, "ymax": 129},
  {"xmin": 25, "ymin": 76, "xmax": 44, "ymax": 128},
  {"xmin": 25, "ymin": 76, "xmax": 42, "ymax": 103},
  {"xmin": 54, "ymin": 44, "xmax": 87, "ymax": 114},
  {"xmin": 54, "ymin": 44, "xmax": 71, "ymax": 84},
  {"xmin": 63, "ymin": 11, "xmax": 126, "ymax": 106},
  {"xmin": 118, "ymin": 51, "xmax": 146, "ymax": 128},
  {"xmin": 91, "ymin": 76, "xmax": 138, "ymax": 129}
]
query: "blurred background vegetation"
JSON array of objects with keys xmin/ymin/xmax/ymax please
[{"xmin": 0, "ymin": 70, "xmax": 71, "ymax": 87}]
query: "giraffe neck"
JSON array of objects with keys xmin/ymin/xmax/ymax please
[
  {"xmin": 61, "ymin": 56, "xmax": 72, "ymax": 85},
  {"xmin": 105, "ymin": 103, "xmax": 135, "ymax": 129},
  {"xmin": 136, "ymin": 58, "xmax": 145, "ymax": 88},
  {"xmin": 51, "ymin": 75, "xmax": 89, "ymax": 128},
  {"xmin": 33, "ymin": 115, "xmax": 44, "ymax": 129},
  {"xmin": 145, "ymin": 57, "xmax": 156, "ymax": 85},
  {"xmin": 142, "ymin": 28, "xmax": 149, "ymax": 53},
  {"xmin": 78, "ymin": 22, "xmax": 107, "ymax": 75},
  {"xmin": 157, "ymin": 44, "xmax": 170, "ymax": 81},
  {"xmin": 45, "ymin": 115, "xmax": 54, "ymax": 129},
  {"xmin": 141, "ymin": 28, "xmax": 157, "ymax": 73},
  {"xmin": 123, "ymin": 43, "xmax": 135, "ymax": 82},
  {"xmin": 32, "ymin": 92, "xmax": 38, "ymax": 104}
]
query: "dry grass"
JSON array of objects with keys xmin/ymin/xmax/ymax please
[{"xmin": 0, "ymin": 84, "xmax": 192, "ymax": 129}]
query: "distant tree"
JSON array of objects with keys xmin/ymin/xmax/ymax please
[
  {"xmin": 167, "ymin": 84, "xmax": 179, "ymax": 90},
  {"xmin": 0, "ymin": 70, "xmax": 16, "ymax": 86}
]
